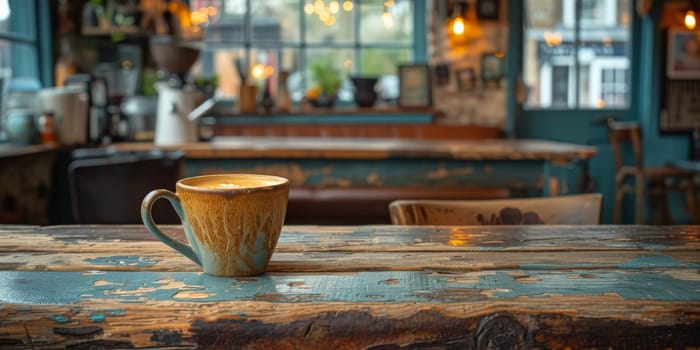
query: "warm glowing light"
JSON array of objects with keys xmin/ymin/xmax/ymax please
[
  {"xmin": 543, "ymin": 31, "xmax": 562, "ymax": 46},
  {"xmin": 685, "ymin": 10, "xmax": 696, "ymax": 30},
  {"xmin": 319, "ymin": 11, "xmax": 330, "ymax": 22},
  {"xmin": 452, "ymin": 16, "xmax": 465, "ymax": 35},
  {"xmin": 207, "ymin": 6, "xmax": 217, "ymax": 16},
  {"xmin": 191, "ymin": 11, "xmax": 208, "ymax": 25},
  {"xmin": 597, "ymin": 99, "xmax": 606, "ymax": 108},
  {"xmin": 314, "ymin": 0, "xmax": 324, "ymax": 12},
  {"xmin": 324, "ymin": 15, "xmax": 336, "ymax": 25},
  {"xmin": 263, "ymin": 66, "xmax": 275, "ymax": 76},
  {"xmin": 343, "ymin": 0, "xmax": 353, "ymax": 11},
  {"xmin": 382, "ymin": 9, "xmax": 394, "ymax": 28},
  {"xmin": 304, "ymin": 3, "xmax": 314, "ymax": 14},
  {"xmin": 494, "ymin": 51, "xmax": 505, "ymax": 58},
  {"xmin": 329, "ymin": 1, "xmax": 340, "ymax": 13},
  {"xmin": 343, "ymin": 59, "xmax": 353, "ymax": 68},
  {"xmin": 251, "ymin": 64, "xmax": 266, "ymax": 79},
  {"xmin": 384, "ymin": 0, "xmax": 395, "ymax": 7},
  {"xmin": 448, "ymin": 239, "xmax": 466, "ymax": 246}
]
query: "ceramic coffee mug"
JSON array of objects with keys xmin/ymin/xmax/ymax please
[{"xmin": 141, "ymin": 174, "xmax": 289, "ymax": 277}]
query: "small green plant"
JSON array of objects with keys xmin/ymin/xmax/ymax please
[{"xmin": 309, "ymin": 58, "xmax": 341, "ymax": 97}]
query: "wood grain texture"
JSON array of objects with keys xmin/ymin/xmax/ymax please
[
  {"xmin": 0, "ymin": 225, "xmax": 699, "ymax": 349},
  {"xmin": 110, "ymin": 137, "xmax": 596, "ymax": 162}
]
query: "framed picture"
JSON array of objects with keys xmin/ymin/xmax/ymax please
[
  {"xmin": 476, "ymin": 0, "xmax": 499, "ymax": 20},
  {"xmin": 667, "ymin": 28, "xmax": 700, "ymax": 79},
  {"xmin": 481, "ymin": 53, "xmax": 506, "ymax": 83},
  {"xmin": 398, "ymin": 64, "xmax": 432, "ymax": 108},
  {"xmin": 434, "ymin": 63, "xmax": 450, "ymax": 86},
  {"xmin": 457, "ymin": 67, "xmax": 477, "ymax": 91}
]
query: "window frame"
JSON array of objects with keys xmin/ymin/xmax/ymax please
[{"xmin": 0, "ymin": 0, "xmax": 51, "ymax": 86}]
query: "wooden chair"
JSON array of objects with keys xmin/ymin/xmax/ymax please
[
  {"xmin": 388, "ymin": 193, "xmax": 603, "ymax": 225},
  {"xmin": 607, "ymin": 120, "xmax": 698, "ymax": 224}
]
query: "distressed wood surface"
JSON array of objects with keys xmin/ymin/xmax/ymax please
[
  {"xmin": 1, "ymin": 225, "xmax": 699, "ymax": 349},
  {"xmin": 110, "ymin": 137, "xmax": 597, "ymax": 162}
]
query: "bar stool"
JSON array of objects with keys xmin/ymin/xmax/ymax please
[{"xmin": 607, "ymin": 120, "xmax": 698, "ymax": 224}]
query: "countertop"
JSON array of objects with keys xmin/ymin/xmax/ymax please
[{"xmin": 109, "ymin": 137, "xmax": 597, "ymax": 163}]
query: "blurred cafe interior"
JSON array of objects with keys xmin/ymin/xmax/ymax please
[{"xmin": 1, "ymin": 0, "xmax": 700, "ymax": 226}]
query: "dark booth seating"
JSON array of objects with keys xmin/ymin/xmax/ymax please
[{"xmin": 68, "ymin": 149, "xmax": 185, "ymax": 224}]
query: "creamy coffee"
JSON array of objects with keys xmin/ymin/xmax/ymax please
[{"xmin": 183, "ymin": 174, "xmax": 287, "ymax": 190}]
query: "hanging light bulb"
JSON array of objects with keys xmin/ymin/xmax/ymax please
[
  {"xmin": 453, "ymin": 17, "xmax": 465, "ymax": 35},
  {"xmin": 451, "ymin": 2, "xmax": 465, "ymax": 36},
  {"xmin": 382, "ymin": 6, "xmax": 394, "ymax": 28},
  {"xmin": 685, "ymin": 10, "xmax": 696, "ymax": 30}
]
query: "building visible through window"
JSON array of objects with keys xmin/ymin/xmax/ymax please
[{"xmin": 523, "ymin": 0, "xmax": 631, "ymax": 109}]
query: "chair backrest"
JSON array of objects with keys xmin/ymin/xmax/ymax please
[
  {"xmin": 68, "ymin": 150, "xmax": 185, "ymax": 224},
  {"xmin": 607, "ymin": 119, "xmax": 643, "ymax": 171},
  {"xmin": 388, "ymin": 193, "xmax": 603, "ymax": 225}
]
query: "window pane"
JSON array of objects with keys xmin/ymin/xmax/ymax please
[
  {"xmin": 306, "ymin": 0, "xmax": 354, "ymax": 44},
  {"xmin": 577, "ymin": 0, "xmax": 630, "ymax": 108},
  {"xmin": 359, "ymin": 48, "xmax": 410, "ymax": 76},
  {"xmin": 523, "ymin": 0, "xmax": 630, "ymax": 109},
  {"xmin": 523, "ymin": 0, "xmax": 575, "ymax": 108},
  {"xmin": 194, "ymin": 48, "xmax": 301, "ymax": 100},
  {"xmin": 251, "ymin": 0, "xmax": 300, "ymax": 43},
  {"xmin": 3, "ymin": 0, "xmax": 34, "ymax": 37},
  {"xmin": 359, "ymin": 0, "xmax": 412, "ymax": 44}
]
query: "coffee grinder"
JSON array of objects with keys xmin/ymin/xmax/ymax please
[{"xmin": 150, "ymin": 36, "xmax": 203, "ymax": 145}]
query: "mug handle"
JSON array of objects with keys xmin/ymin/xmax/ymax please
[{"xmin": 141, "ymin": 189, "xmax": 201, "ymax": 266}]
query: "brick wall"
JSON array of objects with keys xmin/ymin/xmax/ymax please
[{"xmin": 428, "ymin": 0, "xmax": 509, "ymax": 128}]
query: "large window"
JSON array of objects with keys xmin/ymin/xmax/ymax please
[
  {"xmin": 0, "ymin": 0, "xmax": 46, "ymax": 135},
  {"xmin": 523, "ymin": 0, "xmax": 631, "ymax": 109},
  {"xmin": 190, "ymin": 0, "xmax": 419, "ymax": 103}
]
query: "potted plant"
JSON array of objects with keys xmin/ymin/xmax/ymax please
[{"xmin": 307, "ymin": 58, "xmax": 342, "ymax": 108}]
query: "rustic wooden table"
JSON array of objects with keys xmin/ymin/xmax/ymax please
[{"xmin": 1, "ymin": 225, "xmax": 698, "ymax": 349}]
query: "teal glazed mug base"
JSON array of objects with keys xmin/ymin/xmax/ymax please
[{"xmin": 141, "ymin": 174, "xmax": 289, "ymax": 277}]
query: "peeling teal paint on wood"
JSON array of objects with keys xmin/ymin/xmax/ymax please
[
  {"xmin": 50, "ymin": 315, "xmax": 70, "ymax": 323},
  {"xmin": 86, "ymin": 256, "xmax": 160, "ymax": 267},
  {"xmin": 185, "ymin": 158, "xmax": 546, "ymax": 193},
  {"xmin": 89, "ymin": 313, "xmax": 106, "ymax": 322},
  {"xmin": 1, "ymin": 268, "xmax": 698, "ymax": 305},
  {"xmin": 449, "ymin": 271, "xmax": 700, "ymax": 301},
  {"xmin": 620, "ymin": 255, "xmax": 700, "ymax": 269}
]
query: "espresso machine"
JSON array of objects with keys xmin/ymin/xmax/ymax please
[{"xmin": 150, "ymin": 36, "xmax": 204, "ymax": 145}]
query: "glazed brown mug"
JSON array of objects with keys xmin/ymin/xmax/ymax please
[{"xmin": 141, "ymin": 174, "xmax": 289, "ymax": 277}]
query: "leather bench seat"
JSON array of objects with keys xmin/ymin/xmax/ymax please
[{"xmin": 286, "ymin": 186, "xmax": 511, "ymax": 225}]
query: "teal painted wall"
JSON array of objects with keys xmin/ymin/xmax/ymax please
[{"xmin": 508, "ymin": 1, "xmax": 694, "ymax": 224}]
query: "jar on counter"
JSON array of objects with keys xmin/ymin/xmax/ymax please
[
  {"xmin": 38, "ymin": 112, "xmax": 58, "ymax": 145},
  {"xmin": 5, "ymin": 111, "xmax": 38, "ymax": 145}
]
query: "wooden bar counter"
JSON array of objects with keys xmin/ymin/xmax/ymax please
[
  {"xmin": 110, "ymin": 137, "xmax": 596, "ymax": 197},
  {"xmin": 0, "ymin": 224, "xmax": 698, "ymax": 348}
]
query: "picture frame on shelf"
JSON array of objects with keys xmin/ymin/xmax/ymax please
[
  {"xmin": 398, "ymin": 64, "xmax": 432, "ymax": 108},
  {"xmin": 667, "ymin": 28, "xmax": 700, "ymax": 80},
  {"xmin": 457, "ymin": 67, "xmax": 477, "ymax": 91},
  {"xmin": 476, "ymin": 0, "xmax": 500, "ymax": 20}
]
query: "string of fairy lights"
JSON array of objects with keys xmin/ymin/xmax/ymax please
[{"xmin": 304, "ymin": 0, "xmax": 397, "ymax": 28}]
